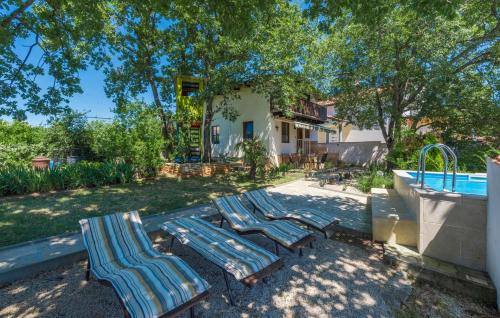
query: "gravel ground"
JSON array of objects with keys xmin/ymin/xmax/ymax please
[
  {"xmin": 0, "ymin": 232, "xmax": 412, "ymax": 318},
  {"xmin": 395, "ymin": 280, "xmax": 499, "ymax": 318}
]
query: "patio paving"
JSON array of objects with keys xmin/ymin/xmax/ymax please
[
  {"xmin": 0, "ymin": 231, "xmax": 412, "ymax": 318},
  {"xmin": 270, "ymin": 180, "xmax": 372, "ymax": 234}
]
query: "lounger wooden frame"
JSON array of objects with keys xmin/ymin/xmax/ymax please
[
  {"xmin": 85, "ymin": 257, "xmax": 209, "ymax": 318},
  {"xmin": 167, "ymin": 235, "xmax": 284, "ymax": 306}
]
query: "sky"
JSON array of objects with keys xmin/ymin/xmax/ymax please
[{"xmin": 23, "ymin": 67, "xmax": 119, "ymax": 126}]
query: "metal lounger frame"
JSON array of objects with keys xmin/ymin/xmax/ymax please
[{"xmin": 166, "ymin": 233, "xmax": 284, "ymax": 306}]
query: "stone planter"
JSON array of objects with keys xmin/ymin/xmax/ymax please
[
  {"xmin": 31, "ymin": 156, "xmax": 50, "ymax": 169},
  {"xmin": 160, "ymin": 163, "xmax": 231, "ymax": 178}
]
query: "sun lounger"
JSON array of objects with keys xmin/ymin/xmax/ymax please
[
  {"xmin": 244, "ymin": 189, "xmax": 340, "ymax": 238},
  {"xmin": 213, "ymin": 195, "xmax": 315, "ymax": 256},
  {"xmin": 162, "ymin": 217, "xmax": 283, "ymax": 305},
  {"xmin": 79, "ymin": 211, "xmax": 210, "ymax": 318}
]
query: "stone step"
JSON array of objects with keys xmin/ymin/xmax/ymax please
[
  {"xmin": 384, "ymin": 242, "xmax": 497, "ymax": 306},
  {"xmin": 371, "ymin": 188, "xmax": 417, "ymax": 246}
]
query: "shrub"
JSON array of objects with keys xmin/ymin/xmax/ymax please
[
  {"xmin": 0, "ymin": 120, "xmax": 47, "ymax": 168},
  {"xmin": 235, "ymin": 138, "xmax": 267, "ymax": 180},
  {"xmin": 45, "ymin": 111, "xmax": 92, "ymax": 160},
  {"xmin": 0, "ymin": 162, "xmax": 134, "ymax": 197},
  {"xmin": 388, "ymin": 129, "xmax": 444, "ymax": 171},
  {"xmin": 357, "ymin": 170, "xmax": 394, "ymax": 193}
]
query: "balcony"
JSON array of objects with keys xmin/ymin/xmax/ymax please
[{"xmin": 271, "ymin": 99, "xmax": 327, "ymax": 123}]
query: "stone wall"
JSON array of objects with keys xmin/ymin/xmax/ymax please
[
  {"xmin": 160, "ymin": 163, "xmax": 231, "ymax": 178},
  {"xmin": 393, "ymin": 170, "xmax": 487, "ymax": 271},
  {"xmin": 486, "ymin": 158, "xmax": 500, "ymax": 308}
]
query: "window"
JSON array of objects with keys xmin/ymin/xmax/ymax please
[
  {"xmin": 281, "ymin": 122, "xmax": 290, "ymax": 143},
  {"xmin": 181, "ymin": 81, "xmax": 199, "ymax": 97},
  {"xmin": 211, "ymin": 126, "xmax": 220, "ymax": 144},
  {"xmin": 243, "ymin": 121, "xmax": 254, "ymax": 140},
  {"xmin": 305, "ymin": 129, "xmax": 310, "ymax": 139}
]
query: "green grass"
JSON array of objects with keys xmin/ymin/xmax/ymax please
[{"xmin": 0, "ymin": 171, "xmax": 303, "ymax": 248}]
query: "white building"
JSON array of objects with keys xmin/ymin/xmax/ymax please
[{"xmin": 209, "ymin": 86, "xmax": 333, "ymax": 164}]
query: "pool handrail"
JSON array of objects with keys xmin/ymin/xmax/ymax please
[
  {"xmin": 416, "ymin": 144, "xmax": 447, "ymax": 186},
  {"xmin": 416, "ymin": 143, "xmax": 457, "ymax": 192}
]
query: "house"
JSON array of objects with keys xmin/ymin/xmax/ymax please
[
  {"xmin": 210, "ymin": 86, "xmax": 336, "ymax": 164},
  {"xmin": 175, "ymin": 76, "xmax": 386, "ymax": 166}
]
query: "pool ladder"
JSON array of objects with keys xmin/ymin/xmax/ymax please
[{"xmin": 416, "ymin": 144, "xmax": 457, "ymax": 192}]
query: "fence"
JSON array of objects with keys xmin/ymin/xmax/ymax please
[{"xmin": 312, "ymin": 141, "xmax": 387, "ymax": 166}]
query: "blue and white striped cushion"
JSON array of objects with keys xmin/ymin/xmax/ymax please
[
  {"xmin": 244, "ymin": 189, "xmax": 339, "ymax": 230},
  {"xmin": 80, "ymin": 212, "xmax": 209, "ymax": 318},
  {"xmin": 162, "ymin": 217, "xmax": 280, "ymax": 281},
  {"xmin": 213, "ymin": 195, "xmax": 312, "ymax": 247}
]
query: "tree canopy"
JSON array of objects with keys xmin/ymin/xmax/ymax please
[
  {"xmin": 1, "ymin": 0, "xmax": 498, "ymax": 165},
  {"xmin": 306, "ymin": 0, "xmax": 499, "ymax": 154},
  {"xmin": 0, "ymin": 0, "xmax": 106, "ymax": 120}
]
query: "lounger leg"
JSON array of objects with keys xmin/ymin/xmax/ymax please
[
  {"xmin": 299, "ymin": 248, "xmax": 303, "ymax": 257},
  {"xmin": 324, "ymin": 231, "xmax": 328, "ymax": 239},
  {"xmin": 274, "ymin": 242, "xmax": 280, "ymax": 256},
  {"xmin": 309, "ymin": 241, "xmax": 313, "ymax": 249},
  {"xmin": 219, "ymin": 217, "xmax": 224, "ymax": 228},
  {"xmin": 190, "ymin": 307, "xmax": 194, "ymax": 318},
  {"xmin": 85, "ymin": 258, "xmax": 90, "ymax": 281},
  {"xmin": 222, "ymin": 270, "xmax": 235, "ymax": 306},
  {"xmin": 169, "ymin": 236, "xmax": 176, "ymax": 253}
]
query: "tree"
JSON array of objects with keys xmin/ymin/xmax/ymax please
[
  {"xmin": 307, "ymin": 0, "xmax": 498, "ymax": 162},
  {"xmin": 0, "ymin": 0, "xmax": 106, "ymax": 120},
  {"xmin": 235, "ymin": 137, "xmax": 267, "ymax": 180},
  {"xmin": 101, "ymin": 1, "xmax": 176, "ymax": 157},
  {"xmin": 170, "ymin": 0, "xmax": 311, "ymax": 161}
]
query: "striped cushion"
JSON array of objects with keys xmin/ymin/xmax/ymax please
[
  {"xmin": 213, "ymin": 195, "xmax": 312, "ymax": 247},
  {"xmin": 213, "ymin": 195, "xmax": 260, "ymax": 229},
  {"xmin": 79, "ymin": 212, "xmax": 209, "ymax": 318},
  {"xmin": 162, "ymin": 217, "xmax": 280, "ymax": 281},
  {"xmin": 244, "ymin": 189, "xmax": 339, "ymax": 230}
]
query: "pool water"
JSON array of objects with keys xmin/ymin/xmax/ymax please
[{"xmin": 407, "ymin": 171, "xmax": 487, "ymax": 196}]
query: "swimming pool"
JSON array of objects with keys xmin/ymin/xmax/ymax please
[{"xmin": 407, "ymin": 171, "xmax": 487, "ymax": 196}]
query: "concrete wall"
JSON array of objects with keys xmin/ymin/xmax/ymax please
[
  {"xmin": 318, "ymin": 142, "xmax": 387, "ymax": 166},
  {"xmin": 394, "ymin": 170, "xmax": 487, "ymax": 271},
  {"xmin": 486, "ymin": 158, "xmax": 500, "ymax": 307}
]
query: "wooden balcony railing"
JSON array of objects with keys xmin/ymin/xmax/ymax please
[{"xmin": 272, "ymin": 99, "xmax": 327, "ymax": 122}]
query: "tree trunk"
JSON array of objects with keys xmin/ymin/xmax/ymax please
[
  {"xmin": 146, "ymin": 71, "xmax": 172, "ymax": 157},
  {"xmin": 202, "ymin": 97, "xmax": 214, "ymax": 162}
]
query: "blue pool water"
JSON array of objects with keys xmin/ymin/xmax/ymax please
[{"xmin": 407, "ymin": 171, "xmax": 487, "ymax": 196}]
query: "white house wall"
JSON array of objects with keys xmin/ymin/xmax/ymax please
[
  {"xmin": 271, "ymin": 118, "xmax": 297, "ymax": 160},
  {"xmin": 211, "ymin": 87, "xmax": 277, "ymax": 162}
]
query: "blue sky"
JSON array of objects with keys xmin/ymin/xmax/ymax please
[{"xmin": 24, "ymin": 67, "xmax": 119, "ymax": 126}]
